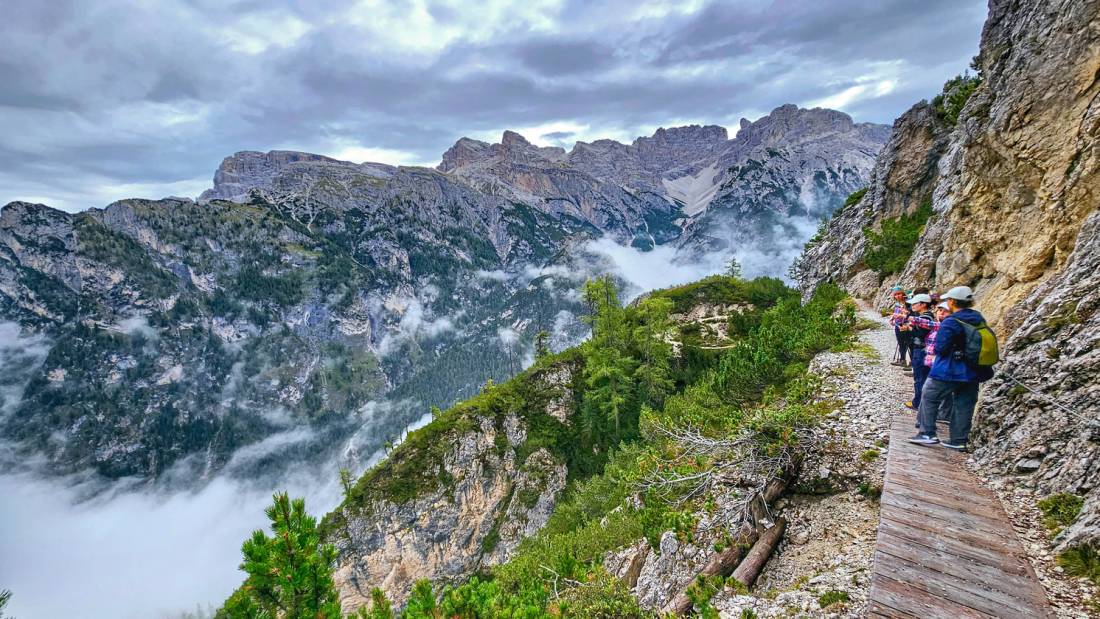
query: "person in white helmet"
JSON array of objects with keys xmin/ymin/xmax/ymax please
[
  {"xmin": 899, "ymin": 293, "xmax": 934, "ymax": 413},
  {"xmin": 909, "ymin": 286, "xmax": 998, "ymax": 450}
]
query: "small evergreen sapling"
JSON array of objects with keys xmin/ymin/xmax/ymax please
[{"xmin": 220, "ymin": 492, "xmax": 342, "ymax": 619}]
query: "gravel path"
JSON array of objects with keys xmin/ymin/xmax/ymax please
[{"xmin": 713, "ymin": 307, "xmax": 911, "ymax": 618}]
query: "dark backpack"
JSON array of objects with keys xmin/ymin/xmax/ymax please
[{"xmin": 955, "ymin": 317, "xmax": 1000, "ymax": 368}]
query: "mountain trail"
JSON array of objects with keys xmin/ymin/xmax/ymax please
[{"xmin": 713, "ymin": 307, "xmax": 907, "ymax": 617}]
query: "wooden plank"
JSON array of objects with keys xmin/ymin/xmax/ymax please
[
  {"xmin": 875, "ymin": 529, "xmax": 1047, "ymax": 601},
  {"xmin": 877, "ymin": 517, "xmax": 1032, "ymax": 573},
  {"xmin": 886, "ymin": 467, "xmax": 1001, "ymax": 497},
  {"xmin": 874, "ymin": 552, "xmax": 1042, "ymax": 619},
  {"xmin": 883, "ymin": 484, "xmax": 1007, "ymax": 520},
  {"xmin": 879, "ymin": 494, "xmax": 1010, "ymax": 537},
  {"xmin": 868, "ymin": 572, "xmax": 994, "ymax": 619},
  {"xmin": 868, "ymin": 412, "xmax": 1056, "ymax": 618}
]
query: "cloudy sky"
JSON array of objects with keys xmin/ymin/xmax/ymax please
[{"xmin": 2, "ymin": 0, "xmax": 986, "ymax": 212}]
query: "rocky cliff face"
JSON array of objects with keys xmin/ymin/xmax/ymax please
[
  {"xmin": 323, "ymin": 358, "xmax": 579, "ymax": 610},
  {"xmin": 796, "ymin": 0, "xmax": 1100, "ymax": 549}
]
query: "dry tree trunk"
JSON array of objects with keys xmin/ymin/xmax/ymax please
[
  {"xmin": 661, "ymin": 457, "xmax": 802, "ymax": 616},
  {"xmin": 660, "ymin": 523, "xmax": 760, "ymax": 616},
  {"xmin": 731, "ymin": 516, "xmax": 787, "ymax": 588}
]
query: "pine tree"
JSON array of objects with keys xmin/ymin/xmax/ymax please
[
  {"xmin": 0, "ymin": 589, "xmax": 11, "ymax": 619},
  {"xmin": 580, "ymin": 276, "xmax": 637, "ymax": 437},
  {"xmin": 725, "ymin": 258, "xmax": 742, "ymax": 279},
  {"xmin": 339, "ymin": 468, "xmax": 354, "ymax": 499},
  {"xmin": 221, "ymin": 493, "xmax": 342, "ymax": 619},
  {"xmin": 632, "ymin": 296, "xmax": 675, "ymax": 408},
  {"xmin": 534, "ymin": 330, "xmax": 551, "ymax": 360}
]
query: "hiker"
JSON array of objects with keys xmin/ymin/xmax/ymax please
[
  {"xmin": 927, "ymin": 301, "xmax": 955, "ymax": 422},
  {"xmin": 909, "ymin": 286, "xmax": 998, "ymax": 450},
  {"xmin": 900, "ymin": 293, "xmax": 935, "ymax": 412},
  {"xmin": 887, "ymin": 286, "xmax": 911, "ymax": 367},
  {"xmin": 899, "ymin": 287, "xmax": 932, "ymax": 376}
]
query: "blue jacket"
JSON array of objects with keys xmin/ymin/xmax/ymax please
[{"xmin": 930, "ymin": 308, "xmax": 995, "ymax": 383}]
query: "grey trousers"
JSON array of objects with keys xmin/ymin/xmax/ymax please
[{"xmin": 918, "ymin": 378, "xmax": 979, "ymax": 443}]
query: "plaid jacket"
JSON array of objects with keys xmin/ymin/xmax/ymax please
[
  {"xmin": 888, "ymin": 303, "xmax": 909, "ymax": 327},
  {"xmin": 921, "ymin": 319, "xmax": 942, "ymax": 366},
  {"xmin": 904, "ymin": 311, "xmax": 937, "ymax": 349}
]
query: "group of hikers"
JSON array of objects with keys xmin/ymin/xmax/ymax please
[{"xmin": 886, "ymin": 284, "xmax": 999, "ymax": 451}]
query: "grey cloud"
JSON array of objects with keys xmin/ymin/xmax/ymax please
[
  {"xmin": 515, "ymin": 39, "xmax": 616, "ymax": 76},
  {"xmin": 0, "ymin": 0, "xmax": 986, "ymax": 211}
]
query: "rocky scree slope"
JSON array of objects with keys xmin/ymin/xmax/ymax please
[{"xmin": 796, "ymin": 0, "xmax": 1100, "ymax": 569}]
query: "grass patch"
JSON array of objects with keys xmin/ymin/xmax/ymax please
[
  {"xmin": 833, "ymin": 341, "xmax": 879, "ymax": 359},
  {"xmin": 860, "ymin": 449, "xmax": 880, "ymax": 463},
  {"xmin": 818, "ymin": 590, "xmax": 850, "ymax": 608},
  {"xmin": 855, "ymin": 317, "xmax": 880, "ymax": 331},
  {"xmin": 1057, "ymin": 544, "xmax": 1100, "ymax": 586},
  {"xmin": 858, "ymin": 481, "xmax": 882, "ymax": 501},
  {"xmin": 1037, "ymin": 493, "xmax": 1084, "ymax": 536}
]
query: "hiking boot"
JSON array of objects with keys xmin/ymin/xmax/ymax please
[
  {"xmin": 941, "ymin": 441, "xmax": 968, "ymax": 451},
  {"xmin": 890, "ymin": 361, "xmax": 907, "ymax": 367},
  {"xmin": 908, "ymin": 434, "xmax": 940, "ymax": 446},
  {"xmin": 903, "ymin": 367, "xmax": 913, "ymax": 374},
  {"xmin": 904, "ymin": 401, "xmax": 915, "ymax": 410}
]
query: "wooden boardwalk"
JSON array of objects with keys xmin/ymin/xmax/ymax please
[{"xmin": 868, "ymin": 413, "xmax": 1055, "ymax": 618}]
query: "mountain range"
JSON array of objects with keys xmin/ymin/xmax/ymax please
[{"xmin": 0, "ymin": 104, "xmax": 888, "ymax": 484}]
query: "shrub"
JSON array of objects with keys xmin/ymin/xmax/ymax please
[
  {"xmin": 932, "ymin": 73, "xmax": 981, "ymax": 126},
  {"xmin": 863, "ymin": 201, "xmax": 933, "ymax": 275},
  {"xmin": 1057, "ymin": 544, "xmax": 1100, "ymax": 585},
  {"xmin": 858, "ymin": 481, "xmax": 883, "ymax": 500},
  {"xmin": 556, "ymin": 569, "xmax": 646, "ymax": 618},
  {"xmin": 1037, "ymin": 493, "xmax": 1084, "ymax": 535},
  {"xmin": 842, "ymin": 187, "xmax": 868, "ymax": 210}
]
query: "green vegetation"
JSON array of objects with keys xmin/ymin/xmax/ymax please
[
  {"xmin": 1057, "ymin": 544, "xmax": 1100, "ymax": 586},
  {"xmin": 841, "ymin": 187, "xmax": 868, "ymax": 212},
  {"xmin": 863, "ymin": 200, "xmax": 933, "ymax": 275},
  {"xmin": 0, "ymin": 590, "xmax": 11, "ymax": 619},
  {"xmin": 858, "ymin": 481, "xmax": 883, "ymax": 501},
  {"xmin": 1037, "ymin": 493, "xmax": 1084, "ymax": 536},
  {"xmin": 860, "ymin": 449, "xmax": 880, "ymax": 463},
  {"xmin": 656, "ymin": 274, "xmax": 795, "ymax": 315},
  {"xmin": 225, "ymin": 273, "xmax": 853, "ymax": 617},
  {"xmin": 932, "ymin": 72, "xmax": 982, "ymax": 126},
  {"xmin": 219, "ymin": 493, "xmax": 342, "ymax": 618},
  {"xmin": 235, "ymin": 265, "xmax": 306, "ymax": 307},
  {"xmin": 74, "ymin": 215, "xmax": 178, "ymax": 298},
  {"xmin": 817, "ymin": 590, "xmax": 850, "ymax": 608},
  {"xmin": 382, "ymin": 281, "xmax": 848, "ymax": 616}
]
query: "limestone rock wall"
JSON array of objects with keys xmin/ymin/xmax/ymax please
[{"xmin": 797, "ymin": 0, "xmax": 1100, "ymax": 548}]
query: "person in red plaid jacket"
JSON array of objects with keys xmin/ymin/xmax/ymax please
[
  {"xmin": 887, "ymin": 286, "xmax": 911, "ymax": 367},
  {"xmin": 922, "ymin": 302, "xmax": 954, "ymax": 422}
]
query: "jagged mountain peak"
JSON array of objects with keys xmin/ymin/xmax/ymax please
[{"xmin": 637, "ymin": 124, "xmax": 729, "ymax": 147}]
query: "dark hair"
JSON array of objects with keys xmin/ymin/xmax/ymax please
[
  {"xmin": 953, "ymin": 298, "xmax": 974, "ymax": 309},
  {"xmin": 913, "ymin": 286, "xmax": 930, "ymax": 294}
]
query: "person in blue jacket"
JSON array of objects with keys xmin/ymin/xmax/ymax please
[{"xmin": 909, "ymin": 286, "xmax": 994, "ymax": 450}]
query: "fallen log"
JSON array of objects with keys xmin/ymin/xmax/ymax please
[
  {"xmin": 659, "ymin": 524, "xmax": 759, "ymax": 616},
  {"xmin": 661, "ymin": 456, "xmax": 802, "ymax": 616},
  {"xmin": 731, "ymin": 516, "xmax": 787, "ymax": 589}
]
